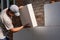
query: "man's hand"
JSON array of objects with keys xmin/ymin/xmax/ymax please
[
  {"xmin": 19, "ymin": 6, "xmax": 24, "ymax": 9},
  {"xmin": 23, "ymin": 23, "xmax": 31, "ymax": 28}
]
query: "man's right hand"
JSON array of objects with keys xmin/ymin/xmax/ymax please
[{"xmin": 23, "ymin": 23, "xmax": 31, "ymax": 28}]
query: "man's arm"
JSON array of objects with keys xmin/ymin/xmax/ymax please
[
  {"xmin": 10, "ymin": 23, "xmax": 30, "ymax": 33},
  {"xmin": 3, "ymin": 18, "xmax": 25, "ymax": 33},
  {"xmin": 10, "ymin": 23, "xmax": 30, "ymax": 32},
  {"xmin": 10, "ymin": 26, "xmax": 24, "ymax": 33}
]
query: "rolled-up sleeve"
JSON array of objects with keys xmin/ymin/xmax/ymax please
[{"xmin": 2, "ymin": 18, "xmax": 14, "ymax": 30}]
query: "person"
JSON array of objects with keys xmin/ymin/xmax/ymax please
[{"xmin": 0, "ymin": 5, "xmax": 29, "ymax": 40}]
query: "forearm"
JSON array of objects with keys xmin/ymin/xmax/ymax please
[
  {"xmin": 10, "ymin": 26, "xmax": 24, "ymax": 32},
  {"xmin": 10, "ymin": 23, "xmax": 30, "ymax": 32}
]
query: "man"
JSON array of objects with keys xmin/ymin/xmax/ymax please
[{"xmin": 0, "ymin": 5, "xmax": 29, "ymax": 40}]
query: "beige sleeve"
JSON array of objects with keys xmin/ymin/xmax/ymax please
[{"xmin": 2, "ymin": 18, "xmax": 14, "ymax": 30}]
